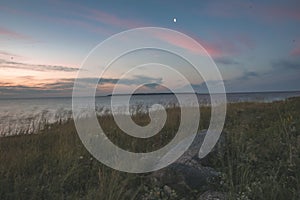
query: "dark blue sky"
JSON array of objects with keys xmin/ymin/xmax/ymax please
[{"xmin": 0, "ymin": 0, "xmax": 300, "ymax": 97}]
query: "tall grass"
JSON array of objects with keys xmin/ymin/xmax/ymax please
[
  {"xmin": 208, "ymin": 98, "xmax": 300, "ymax": 200},
  {"xmin": 0, "ymin": 98, "xmax": 299, "ymax": 199}
]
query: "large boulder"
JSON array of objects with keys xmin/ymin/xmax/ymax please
[{"xmin": 148, "ymin": 130, "xmax": 226, "ymax": 198}]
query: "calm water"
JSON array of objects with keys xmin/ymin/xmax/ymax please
[{"xmin": 1, "ymin": 91, "xmax": 300, "ymax": 136}]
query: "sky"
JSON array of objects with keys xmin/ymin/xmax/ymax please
[{"xmin": 0, "ymin": 0, "xmax": 300, "ymax": 98}]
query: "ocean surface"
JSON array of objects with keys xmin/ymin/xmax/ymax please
[{"xmin": 1, "ymin": 91, "xmax": 300, "ymax": 136}]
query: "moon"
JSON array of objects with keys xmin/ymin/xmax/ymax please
[{"xmin": 173, "ymin": 18, "xmax": 177, "ymax": 23}]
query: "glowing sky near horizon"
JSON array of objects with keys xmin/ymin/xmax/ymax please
[{"xmin": 0, "ymin": 0, "xmax": 300, "ymax": 98}]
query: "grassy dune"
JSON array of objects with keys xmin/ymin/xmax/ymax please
[{"xmin": 0, "ymin": 98, "xmax": 299, "ymax": 199}]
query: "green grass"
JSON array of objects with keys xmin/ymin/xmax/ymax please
[
  {"xmin": 0, "ymin": 98, "xmax": 299, "ymax": 199},
  {"xmin": 212, "ymin": 98, "xmax": 300, "ymax": 199}
]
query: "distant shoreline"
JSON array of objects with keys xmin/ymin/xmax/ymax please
[
  {"xmin": 105, "ymin": 90, "xmax": 300, "ymax": 96},
  {"xmin": 1, "ymin": 90, "xmax": 300, "ymax": 100}
]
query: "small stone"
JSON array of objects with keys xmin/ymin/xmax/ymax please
[
  {"xmin": 198, "ymin": 191, "xmax": 226, "ymax": 200},
  {"xmin": 163, "ymin": 185, "xmax": 172, "ymax": 196}
]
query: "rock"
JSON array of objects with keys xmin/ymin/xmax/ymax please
[
  {"xmin": 163, "ymin": 185, "xmax": 172, "ymax": 196},
  {"xmin": 150, "ymin": 130, "xmax": 226, "ymax": 196},
  {"xmin": 198, "ymin": 191, "xmax": 226, "ymax": 200},
  {"xmin": 175, "ymin": 130, "xmax": 226, "ymax": 166},
  {"xmin": 140, "ymin": 185, "xmax": 178, "ymax": 200}
]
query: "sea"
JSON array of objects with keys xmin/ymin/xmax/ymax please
[{"xmin": 0, "ymin": 91, "xmax": 300, "ymax": 136}]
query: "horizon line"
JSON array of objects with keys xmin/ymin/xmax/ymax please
[{"xmin": 0, "ymin": 90, "xmax": 300, "ymax": 100}]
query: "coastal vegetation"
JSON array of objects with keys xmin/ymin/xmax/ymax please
[{"xmin": 0, "ymin": 97, "xmax": 299, "ymax": 199}]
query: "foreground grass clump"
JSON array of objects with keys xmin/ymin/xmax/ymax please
[
  {"xmin": 209, "ymin": 97, "xmax": 300, "ymax": 200},
  {"xmin": 0, "ymin": 97, "xmax": 299, "ymax": 199}
]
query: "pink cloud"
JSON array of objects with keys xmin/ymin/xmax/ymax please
[
  {"xmin": 49, "ymin": 1, "xmax": 148, "ymax": 30},
  {"xmin": 56, "ymin": 18, "xmax": 114, "ymax": 36},
  {"xmin": 207, "ymin": 37, "xmax": 253, "ymax": 56},
  {"xmin": 235, "ymin": 34, "xmax": 255, "ymax": 49},
  {"xmin": 290, "ymin": 44, "xmax": 300, "ymax": 56},
  {"xmin": 187, "ymin": 30, "xmax": 255, "ymax": 57},
  {"xmin": 0, "ymin": 5, "xmax": 114, "ymax": 36},
  {"xmin": 263, "ymin": 6, "xmax": 300, "ymax": 21},
  {"xmin": 0, "ymin": 50, "xmax": 26, "ymax": 61},
  {"xmin": 194, "ymin": 39, "xmax": 224, "ymax": 57},
  {"xmin": 203, "ymin": 2, "xmax": 253, "ymax": 18},
  {"xmin": 204, "ymin": 2, "xmax": 300, "ymax": 22},
  {"xmin": 151, "ymin": 29, "xmax": 255, "ymax": 58},
  {"xmin": 151, "ymin": 30, "xmax": 223, "ymax": 57},
  {"xmin": 84, "ymin": 9, "xmax": 146, "ymax": 29},
  {"xmin": 51, "ymin": 9, "xmax": 143, "ymax": 35},
  {"xmin": 0, "ymin": 27, "xmax": 29, "ymax": 39}
]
